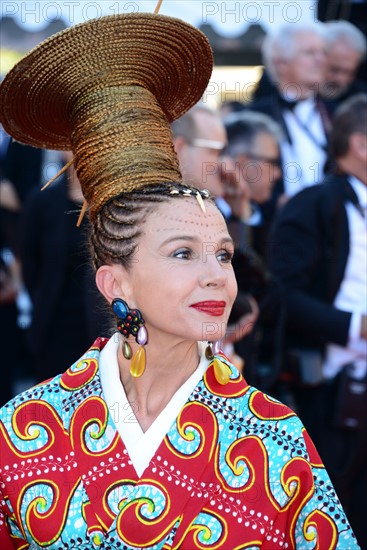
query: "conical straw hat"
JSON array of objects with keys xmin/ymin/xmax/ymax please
[
  {"xmin": 0, "ymin": 13, "xmax": 213, "ymax": 219},
  {"xmin": 0, "ymin": 13, "xmax": 213, "ymax": 150}
]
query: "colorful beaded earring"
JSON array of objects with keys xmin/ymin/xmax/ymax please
[
  {"xmin": 205, "ymin": 341, "xmax": 231, "ymax": 385},
  {"xmin": 112, "ymin": 298, "xmax": 148, "ymax": 378}
]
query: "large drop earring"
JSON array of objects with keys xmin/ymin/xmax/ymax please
[
  {"xmin": 112, "ymin": 298, "xmax": 148, "ymax": 378},
  {"xmin": 205, "ymin": 341, "xmax": 230, "ymax": 385}
]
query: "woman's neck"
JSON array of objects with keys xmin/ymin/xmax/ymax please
[{"xmin": 118, "ymin": 338, "xmax": 201, "ymax": 432}]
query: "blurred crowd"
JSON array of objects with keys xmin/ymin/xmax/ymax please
[{"xmin": 0, "ymin": 18, "xmax": 366, "ymax": 548}]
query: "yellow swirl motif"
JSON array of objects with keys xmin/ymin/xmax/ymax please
[
  {"xmin": 182, "ymin": 508, "xmax": 228, "ymax": 549},
  {"xmin": 60, "ymin": 358, "xmax": 99, "ymax": 391},
  {"xmin": 166, "ymin": 402, "xmax": 218, "ymax": 462},
  {"xmin": 21, "ymin": 478, "xmax": 79, "ymax": 546},
  {"xmin": 115, "ymin": 480, "xmax": 179, "ymax": 548},
  {"xmin": 303, "ymin": 509, "xmax": 338, "ymax": 550},
  {"xmin": 70, "ymin": 396, "xmax": 119, "ymax": 457}
]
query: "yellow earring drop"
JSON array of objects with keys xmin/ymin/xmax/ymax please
[
  {"xmin": 205, "ymin": 341, "xmax": 230, "ymax": 385},
  {"xmin": 130, "ymin": 326, "xmax": 148, "ymax": 378}
]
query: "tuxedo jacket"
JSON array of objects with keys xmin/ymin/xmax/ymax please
[{"xmin": 268, "ymin": 173, "xmax": 357, "ymax": 350}]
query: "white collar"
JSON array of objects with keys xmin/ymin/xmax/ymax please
[
  {"xmin": 99, "ymin": 334, "xmax": 210, "ymax": 477},
  {"xmin": 348, "ymin": 175, "xmax": 367, "ymax": 209}
]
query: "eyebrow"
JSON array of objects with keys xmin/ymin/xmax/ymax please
[{"xmin": 160, "ymin": 235, "xmax": 234, "ymax": 247}]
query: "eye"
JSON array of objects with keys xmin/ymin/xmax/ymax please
[
  {"xmin": 173, "ymin": 248, "xmax": 193, "ymax": 260},
  {"xmin": 217, "ymin": 249, "xmax": 234, "ymax": 263}
]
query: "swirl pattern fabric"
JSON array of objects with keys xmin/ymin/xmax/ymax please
[{"xmin": 0, "ymin": 338, "xmax": 359, "ymax": 549}]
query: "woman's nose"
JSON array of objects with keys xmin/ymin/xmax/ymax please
[{"xmin": 200, "ymin": 250, "xmax": 227, "ymax": 287}]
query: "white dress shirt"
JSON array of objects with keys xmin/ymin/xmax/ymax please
[
  {"xmin": 281, "ymin": 97, "xmax": 328, "ymax": 197},
  {"xmin": 324, "ymin": 176, "xmax": 367, "ymax": 379}
]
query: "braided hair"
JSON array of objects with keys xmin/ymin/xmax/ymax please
[{"xmin": 91, "ymin": 182, "xmax": 214, "ymax": 270}]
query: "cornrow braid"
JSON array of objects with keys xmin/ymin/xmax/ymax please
[{"xmin": 91, "ymin": 182, "xmax": 214, "ymax": 270}]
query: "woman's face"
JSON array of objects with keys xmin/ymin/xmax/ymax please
[{"xmin": 123, "ymin": 198, "xmax": 237, "ymax": 344}]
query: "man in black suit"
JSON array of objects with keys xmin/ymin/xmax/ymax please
[
  {"xmin": 269, "ymin": 94, "xmax": 367, "ymax": 547},
  {"xmin": 0, "ymin": 134, "xmax": 44, "ymax": 403},
  {"xmin": 249, "ymin": 23, "xmax": 331, "ymax": 203}
]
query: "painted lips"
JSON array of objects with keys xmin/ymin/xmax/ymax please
[{"xmin": 190, "ymin": 301, "xmax": 226, "ymax": 316}]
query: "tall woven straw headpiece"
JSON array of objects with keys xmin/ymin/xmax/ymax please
[{"xmin": 0, "ymin": 12, "xmax": 213, "ymax": 220}]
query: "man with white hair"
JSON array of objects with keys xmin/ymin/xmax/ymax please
[
  {"xmin": 249, "ymin": 23, "xmax": 331, "ymax": 201},
  {"xmin": 321, "ymin": 20, "xmax": 367, "ymax": 105}
]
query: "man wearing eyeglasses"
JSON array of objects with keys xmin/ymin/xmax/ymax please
[
  {"xmin": 171, "ymin": 103, "xmax": 254, "ymax": 221},
  {"xmin": 223, "ymin": 111, "xmax": 283, "ymax": 269},
  {"xmin": 224, "ymin": 111, "xmax": 282, "ymax": 230},
  {"xmin": 171, "ymin": 103, "xmax": 228, "ymax": 198},
  {"xmin": 220, "ymin": 111, "xmax": 285, "ymax": 394}
]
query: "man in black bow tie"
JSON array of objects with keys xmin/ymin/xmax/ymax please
[
  {"xmin": 269, "ymin": 94, "xmax": 367, "ymax": 548},
  {"xmin": 248, "ymin": 23, "xmax": 331, "ymax": 204}
]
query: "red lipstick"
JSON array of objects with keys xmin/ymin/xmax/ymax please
[{"xmin": 191, "ymin": 301, "xmax": 226, "ymax": 317}]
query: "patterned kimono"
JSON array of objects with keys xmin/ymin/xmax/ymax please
[{"xmin": 0, "ymin": 338, "xmax": 359, "ymax": 549}]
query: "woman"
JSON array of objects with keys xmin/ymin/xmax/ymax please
[{"xmin": 0, "ymin": 10, "xmax": 360, "ymax": 549}]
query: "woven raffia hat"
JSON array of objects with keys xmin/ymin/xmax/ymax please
[{"xmin": 0, "ymin": 10, "xmax": 213, "ymax": 220}]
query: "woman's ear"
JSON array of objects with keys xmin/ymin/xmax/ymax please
[
  {"xmin": 350, "ymin": 132, "xmax": 367, "ymax": 161},
  {"xmin": 95, "ymin": 264, "xmax": 131, "ymax": 305},
  {"xmin": 173, "ymin": 135, "xmax": 187, "ymax": 156}
]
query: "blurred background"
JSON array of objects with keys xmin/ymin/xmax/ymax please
[{"xmin": 0, "ymin": 0, "xmax": 320, "ymax": 105}]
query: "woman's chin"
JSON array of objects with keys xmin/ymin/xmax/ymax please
[{"xmin": 200, "ymin": 330, "xmax": 226, "ymax": 343}]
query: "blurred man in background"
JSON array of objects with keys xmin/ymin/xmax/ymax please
[
  {"xmin": 269, "ymin": 94, "xmax": 367, "ymax": 546},
  {"xmin": 172, "ymin": 103, "xmax": 227, "ymax": 198},
  {"xmin": 321, "ymin": 20, "xmax": 367, "ymax": 109},
  {"xmin": 249, "ymin": 23, "xmax": 330, "ymax": 201},
  {"xmin": 224, "ymin": 111, "xmax": 284, "ymax": 392}
]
